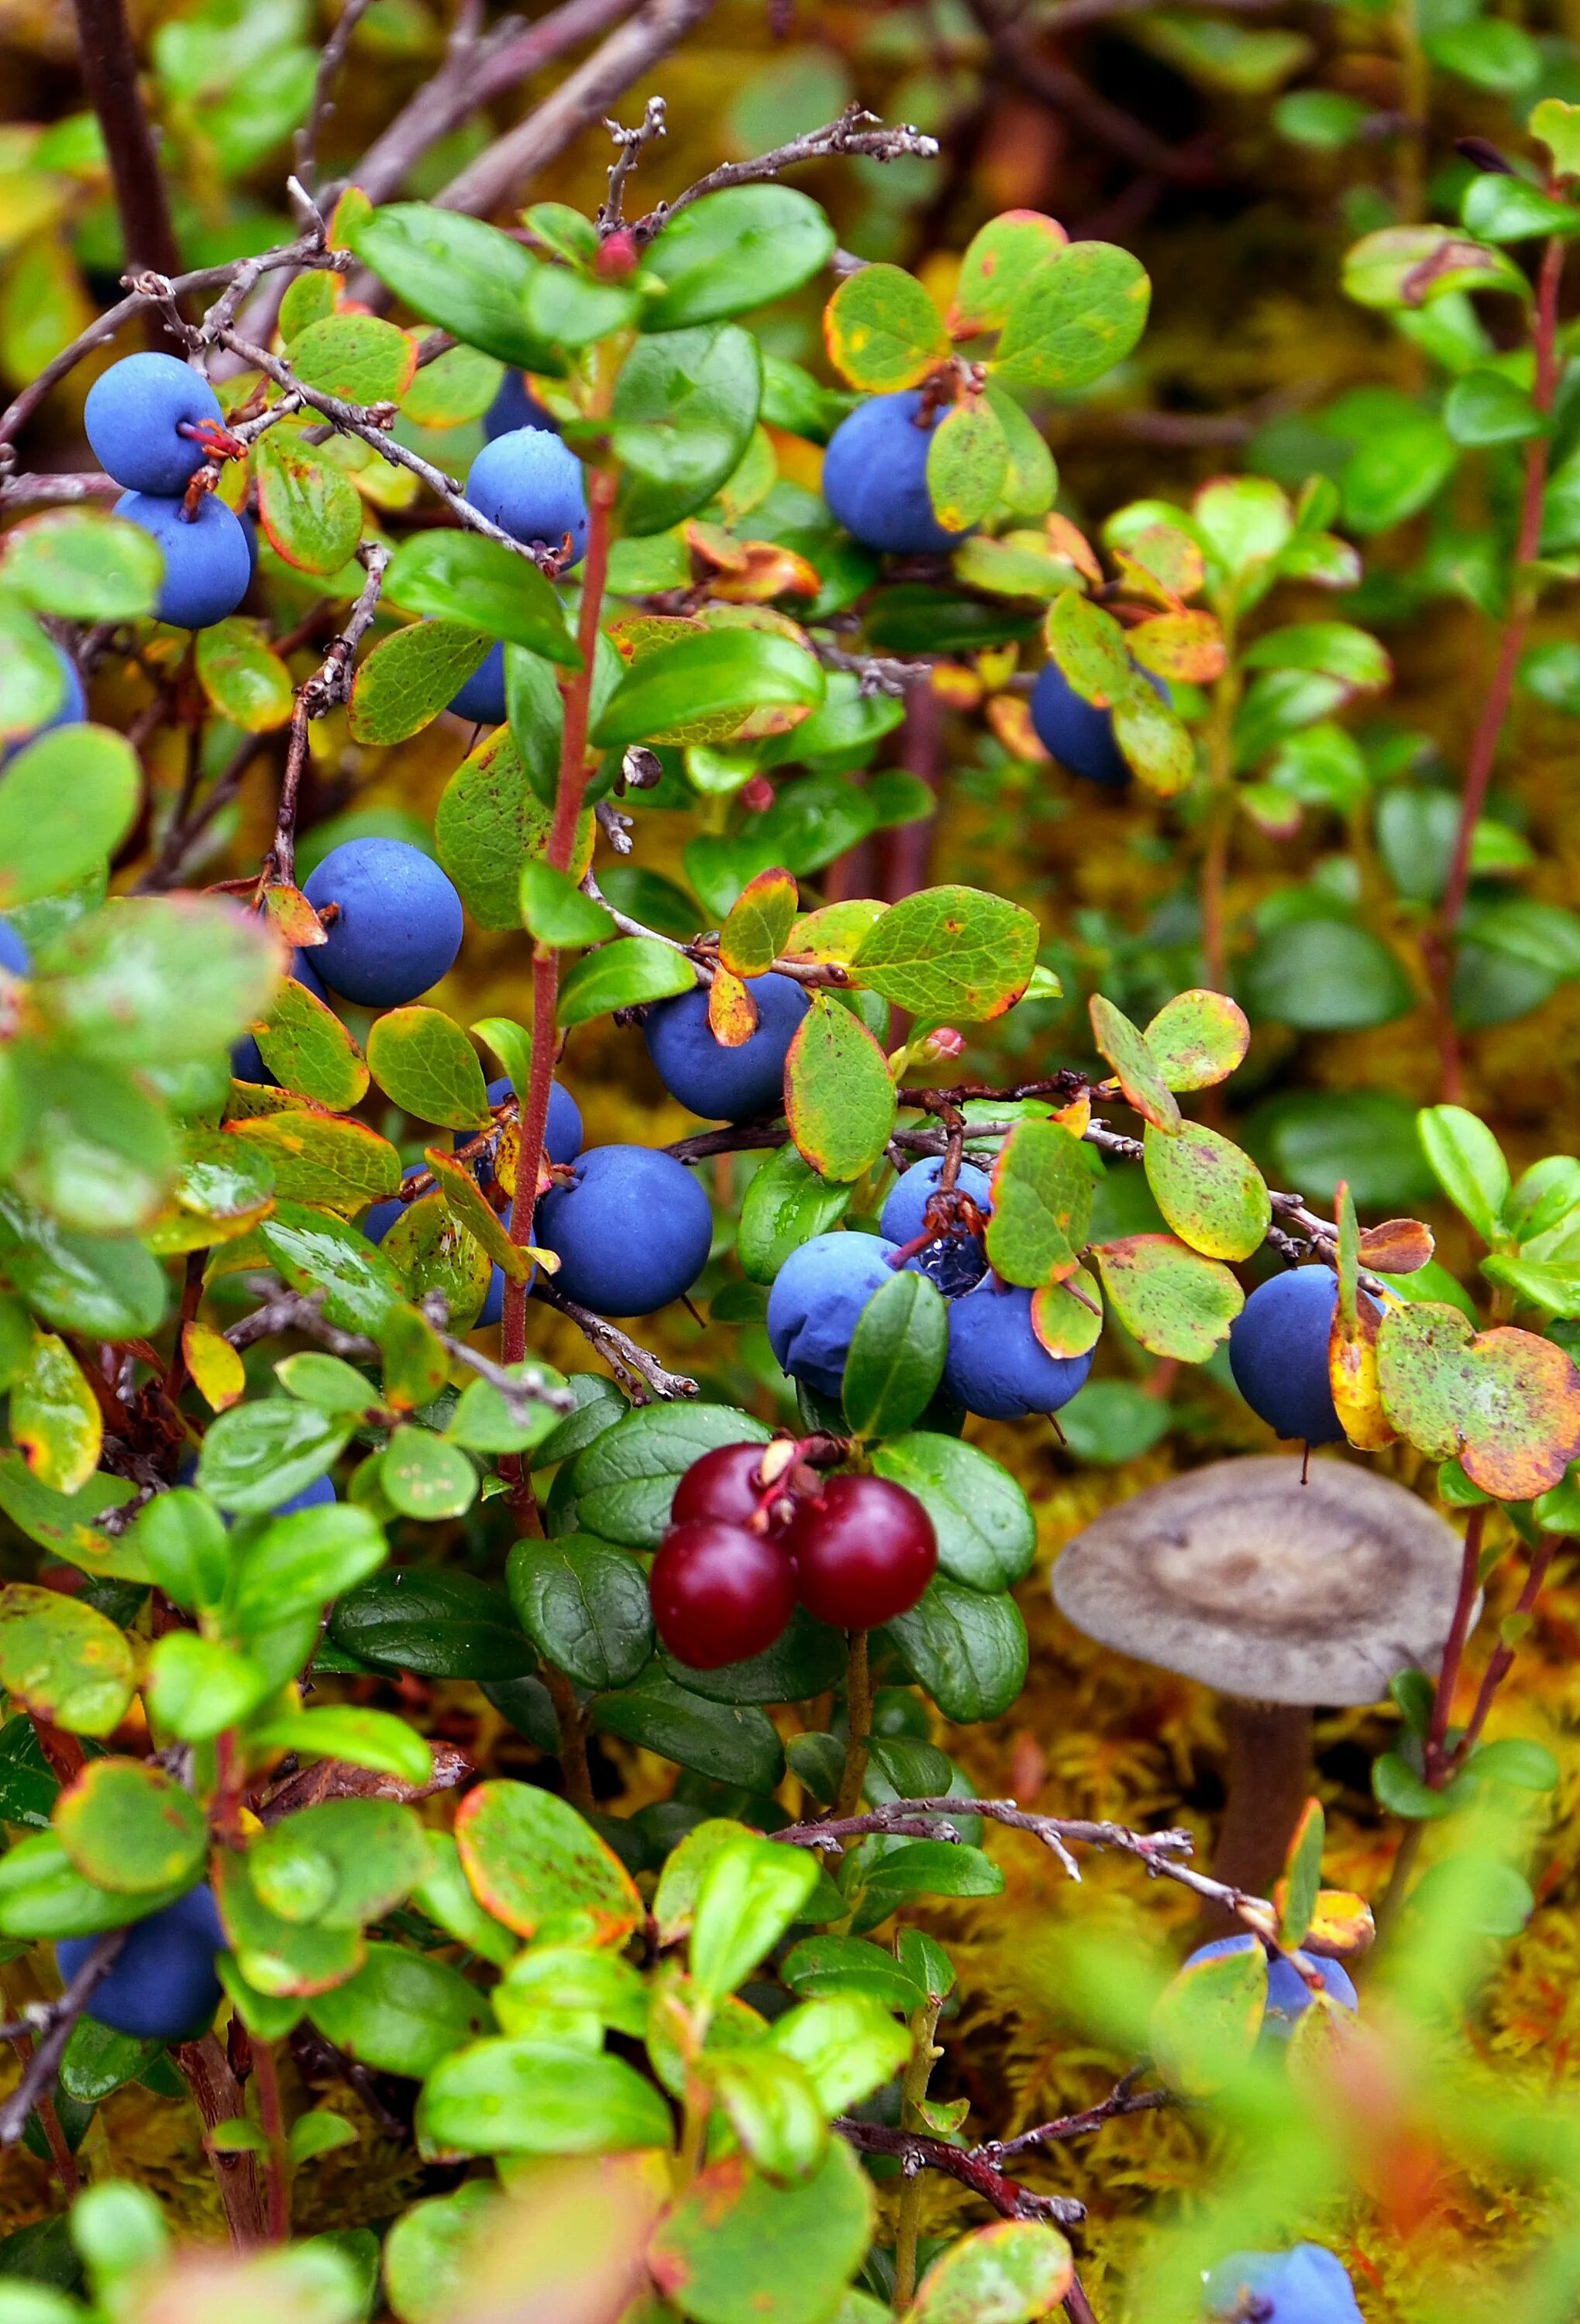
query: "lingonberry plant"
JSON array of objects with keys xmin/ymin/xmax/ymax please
[{"xmin": 2, "ymin": 4, "xmax": 1580, "ymax": 2318}]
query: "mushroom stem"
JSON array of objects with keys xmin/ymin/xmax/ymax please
[{"xmin": 1208, "ymin": 1698, "xmax": 1313, "ymax": 1915}]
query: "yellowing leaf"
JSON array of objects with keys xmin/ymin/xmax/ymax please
[
  {"xmin": 11, "ymin": 1329, "xmax": 99, "ymax": 1493},
  {"xmin": 184, "ymin": 1322, "xmax": 245, "ymax": 1413}
]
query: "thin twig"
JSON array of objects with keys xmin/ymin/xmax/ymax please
[
  {"xmin": 71, "ymin": 0, "xmax": 182, "ymax": 277},
  {"xmin": 269, "ymin": 540, "xmax": 389, "ymax": 888},
  {"xmin": 599, "ymin": 95, "xmax": 667, "ymax": 231},
  {"xmin": 976, "ymin": 2071, "xmax": 1172, "ymax": 2160},
  {"xmin": 835, "ymin": 2117, "xmax": 1086, "ymax": 2226},
  {"xmin": 531, "ymin": 1277, "xmax": 698, "ymax": 1404},
  {"xmin": 629, "ymin": 105, "xmax": 941, "ymax": 239},
  {"xmin": 0, "ymin": 471, "xmax": 120, "ymax": 506},
  {"xmin": 296, "ymin": 0, "xmax": 380, "ymax": 186},
  {"xmin": 0, "ymin": 1930, "xmax": 126, "ymax": 2145}
]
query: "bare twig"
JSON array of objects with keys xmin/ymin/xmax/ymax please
[
  {"xmin": 814, "ymin": 638, "xmax": 921, "ymax": 698},
  {"xmin": 0, "ymin": 1930, "xmax": 126, "ymax": 2146},
  {"xmin": 600, "ymin": 95, "xmax": 667, "ymax": 230},
  {"xmin": 632, "ymin": 105, "xmax": 940, "ymax": 238},
  {"xmin": 223, "ymin": 1282, "xmax": 574, "ymax": 1422},
  {"xmin": 270, "ymin": 540, "xmax": 390, "ymax": 887},
  {"xmin": 296, "ymin": 0, "xmax": 380, "ymax": 186},
  {"xmin": 976, "ymin": 2070, "xmax": 1171, "ymax": 2160},
  {"xmin": 835, "ymin": 2118, "xmax": 1086, "ymax": 2226},
  {"xmin": 0, "ymin": 471, "xmax": 120, "ymax": 506},
  {"xmin": 71, "ymin": 0, "xmax": 182, "ymax": 278},
  {"xmin": 531, "ymin": 1278, "xmax": 698, "ymax": 1404}
]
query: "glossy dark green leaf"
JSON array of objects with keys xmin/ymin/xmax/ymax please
[
  {"xmin": 570, "ymin": 1403, "xmax": 771, "ymax": 1549},
  {"xmin": 383, "ymin": 531, "xmax": 580, "ymax": 664},
  {"xmin": 591, "ymin": 1668, "xmax": 785, "ymax": 1790},
  {"xmin": 0, "ymin": 727, "xmax": 143, "ymax": 910},
  {"xmin": 593, "ymin": 628, "xmax": 823, "ymax": 751},
  {"xmin": 348, "ymin": 205, "xmax": 561, "ymax": 371},
  {"xmin": 842, "ymin": 1267, "xmax": 947, "ymax": 1439},
  {"xmin": 506, "ymin": 1534, "xmax": 654, "ymax": 1690},
  {"xmin": 643, "ymin": 187, "xmax": 836, "ymax": 329},
  {"xmin": 556, "ymin": 935, "xmax": 697, "ymax": 1026},
  {"xmin": 663, "ymin": 1603, "xmax": 846, "ymax": 1705},
  {"xmin": 872, "ymin": 1433, "xmax": 1036, "ymax": 1592},
  {"xmin": 611, "ymin": 325, "xmax": 763, "ymax": 536},
  {"xmin": 329, "ymin": 1567, "xmax": 533, "ymax": 1679},
  {"xmin": 879, "ymin": 1576, "xmax": 1028, "ymax": 1721},
  {"xmin": 309, "ymin": 1943, "xmax": 491, "ymax": 2079},
  {"xmin": 196, "ymin": 1397, "xmax": 351, "ymax": 1515}
]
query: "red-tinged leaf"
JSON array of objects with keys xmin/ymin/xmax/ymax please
[
  {"xmin": 383, "ymin": 1189, "xmax": 492, "ymax": 1334},
  {"xmin": 1142, "ymin": 988, "xmax": 1249, "ymax": 1092},
  {"xmin": 1128, "ymin": 610, "xmax": 1225, "ymax": 685},
  {"xmin": 926, "ymin": 395, "xmax": 1010, "ymax": 531},
  {"xmin": 985, "ymin": 1118, "xmax": 1093, "ymax": 1287},
  {"xmin": 0, "ymin": 1582, "xmax": 134, "ymax": 1734},
  {"xmin": 183, "ymin": 1321, "xmax": 245, "ymax": 1412},
  {"xmin": 1089, "ymin": 994, "xmax": 1181, "ymax": 1132},
  {"xmin": 348, "ymin": 618, "xmax": 490, "ymax": 747},
  {"xmin": 11, "ymin": 1330, "xmax": 99, "ymax": 1493},
  {"xmin": 986, "ymin": 693, "xmax": 1052, "ymax": 763},
  {"xmin": 279, "ymin": 270, "xmax": 339, "ymax": 339},
  {"xmin": 254, "ymin": 975, "xmax": 369, "ymax": 1112},
  {"xmin": 1114, "ymin": 684, "xmax": 1196, "ymax": 798},
  {"xmin": 367, "ymin": 1008, "xmax": 491, "ymax": 1130},
  {"xmin": 784, "ymin": 995, "xmax": 896, "ymax": 1184},
  {"xmin": 254, "ymin": 431, "xmax": 364, "ymax": 576},
  {"xmin": 849, "ymin": 884, "xmax": 1039, "ymax": 1023},
  {"xmin": 949, "ymin": 210, "xmax": 1069, "ymax": 336},
  {"xmin": 719, "ymin": 867, "xmax": 799, "ymax": 978},
  {"xmin": 422, "ymin": 1148, "xmax": 533, "ymax": 1281},
  {"xmin": 1359, "ymin": 1218, "xmax": 1434, "ymax": 1273},
  {"xmin": 1278, "ymin": 1798, "xmax": 1325, "ymax": 1951},
  {"xmin": 195, "ymin": 618, "xmax": 294, "ymax": 732},
  {"xmin": 907, "ymin": 2222, "xmax": 1073, "ymax": 2322},
  {"xmin": 225, "ymin": 1112, "xmax": 400, "ymax": 1214},
  {"xmin": 1329, "ymin": 1281, "xmax": 1395, "ymax": 1452},
  {"xmin": 262, "ymin": 885, "xmax": 326, "ymax": 950},
  {"xmin": 1045, "ymin": 514, "xmax": 1103, "ymax": 587},
  {"xmin": 288, "ymin": 312, "xmax": 418, "ymax": 405},
  {"xmin": 1109, "ymin": 521, "xmax": 1205, "ymax": 606},
  {"xmin": 1093, "ymin": 1235, "xmax": 1243, "ymax": 1360},
  {"xmin": 992, "ymin": 240, "xmax": 1151, "ymax": 394},
  {"xmin": 1143, "ymin": 1119, "xmax": 1270, "ymax": 1260},
  {"xmin": 1149, "ymin": 1939, "xmax": 1265, "ymax": 2096},
  {"xmin": 824, "ymin": 264, "xmax": 951, "ymax": 391},
  {"xmin": 709, "ymin": 541, "xmax": 823, "ymax": 603},
  {"xmin": 1030, "ymin": 1264, "xmax": 1103, "ymax": 1356},
  {"xmin": 1296, "ymin": 1889, "xmax": 1375, "ymax": 1959},
  {"xmin": 707, "ymin": 966, "xmax": 758, "ymax": 1048},
  {"xmin": 1376, "ymin": 1303, "xmax": 1580, "ymax": 1497},
  {"xmin": 455, "ymin": 1779, "xmax": 642, "ymax": 1943}
]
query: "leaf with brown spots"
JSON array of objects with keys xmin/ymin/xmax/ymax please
[
  {"xmin": 1142, "ymin": 1119, "xmax": 1270, "ymax": 1260},
  {"xmin": 1142, "ymin": 989, "xmax": 1250, "ymax": 1092},
  {"xmin": 1093, "ymin": 1235, "xmax": 1243, "ymax": 1360},
  {"xmin": 1358, "ymin": 1218, "xmax": 1434, "ymax": 1273},
  {"xmin": 455, "ymin": 1779, "xmax": 642, "ymax": 1944},
  {"xmin": 1376, "ymin": 1301, "xmax": 1580, "ymax": 1497},
  {"xmin": 1089, "ymin": 995, "xmax": 1181, "ymax": 1133},
  {"xmin": 850, "ymin": 885, "xmax": 1040, "ymax": 1022}
]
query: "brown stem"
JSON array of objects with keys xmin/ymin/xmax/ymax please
[
  {"xmin": 170, "ymin": 2033, "xmax": 267, "ymax": 2247},
  {"xmin": 1424, "ymin": 1504, "xmax": 1485, "ymax": 1785},
  {"xmin": 1207, "ymin": 1699, "xmax": 1313, "ymax": 1913},
  {"xmin": 836, "ymin": 2116, "xmax": 1084, "ymax": 2226},
  {"xmin": 544, "ymin": 1665, "xmax": 596, "ymax": 1816},
  {"xmin": 1454, "ymin": 1534, "xmax": 1556, "ymax": 1767},
  {"xmin": 879, "ymin": 671, "xmax": 940, "ymax": 910},
  {"xmin": 252, "ymin": 2038, "xmax": 291, "ymax": 2240},
  {"xmin": 833, "ymin": 1631, "xmax": 873, "ymax": 1818},
  {"xmin": 71, "ymin": 0, "xmax": 182, "ymax": 277},
  {"xmin": 1065, "ymin": 2274, "xmax": 1102, "ymax": 2324}
]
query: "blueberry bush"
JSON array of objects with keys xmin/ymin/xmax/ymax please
[{"xmin": 3, "ymin": 2, "xmax": 1580, "ymax": 2319}]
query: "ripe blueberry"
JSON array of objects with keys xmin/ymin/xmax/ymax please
[
  {"xmin": 363, "ymin": 1162, "xmax": 430, "ymax": 1245},
  {"xmin": 766, "ymin": 1231, "xmax": 904, "ymax": 1399},
  {"xmin": 643, "ymin": 973, "xmax": 811, "ymax": 1122},
  {"xmin": 483, "ymin": 373, "xmax": 558, "ymax": 442},
  {"xmin": 1183, "ymin": 1935, "xmax": 1358, "ymax": 2041},
  {"xmin": 1030, "ymin": 661, "xmax": 1168, "ymax": 789},
  {"xmin": 57, "ymin": 1884, "xmax": 225, "ymax": 2042},
  {"xmin": 879, "ymin": 1156, "xmax": 994, "ymax": 1298},
  {"xmin": 455, "ymin": 1076, "xmax": 583, "ymax": 1183},
  {"xmin": 1203, "ymin": 2244, "xmax": 1364, "ymax": 2324},
  {"xmin": 535, "ymin": 1144, "xmax": 713, "ymax": 1315},
  {"xmin": 466, "ymin": 428, "xmax": 588, "ymax": 565},
  {"xmin": 304, "ymin": 837, "xmax": 465, "ymax": 1008},
  {"xmin": 449, "ymin": 641, "xmax": 507, "ymax": 727},
  {"xmin": 86, "ymin": 353, "xmax": 227, "ymax": 497},
  {"xmin": 821, "ymin": 390, "xmax": 970, "ymax": 557},
  {"xmin": 1227, "ymin": 1267, "xmax": 1344, "ymax": 1446},
  {"xmin": 942, "ymin": 1277, "xmax": 1093, "ymax": 1418},
  {"xmin": 650, "ymin": 1518, "xmax": 799, "ymax": 1668},
  {"xmin": 783, "ymin": 1473, "xmax": 937, "ymax": 1629},
  {"xmin": 0, "ymin": 920, "xmax": 29, "ymax": 977},
  {"xmin": 114, "ymin": 491, "xmax": 253, "ymax": 631}
]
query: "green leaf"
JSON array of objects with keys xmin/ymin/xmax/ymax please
[
  {"xmin": 53, "ymin": 1758, "xmax": 206, "ymax": 1896},
  {"xmin": 416, "ymin": 2036, "xmax": 672, "ymax": 2157},
  {"xmin": 436, "ymin": 726, "xmax": 587, "ymax": 933},
  {"xmin": 879, "ymin": 1576, "xmax": 1028, "ymax": 1721},
  {"xmin": 1375, "ymin": 1300, "xmax": 1580, "ymax": 1498},
  {"xmin": 213, "ymin": 1847, "xmax": 367, "ymax": 1998},
  {"xmin": 1278, "ymin": 1797, "xmax": 1324, "ymax": 1951},
  {"xmin": 907, "ymin": 2223, "xmax": 1072, "ymax": 2323},
  {"xmin": 255, "ymin": 973, "xmax": 369, "ymax": 1110},
  {"xmin": 193, "ymin": 617, "xmax": 295, "ymax": 734},
  {"xmin": 591, "ymin": 1667, "xmax": 786, "ymax": 1791},
  {"xmin": 824, "ymin": 266, "xmax": 950, "ymax": 392},
  {"xmin": 309, "ymin": 1942, "xmax": 489, "ymax": 2079},
  {"xmin": 526, "ymin": 266, "xmax": 639, "ymax": 349},
  {"xmin": 0, "ymin": 606, "xmax": 71, "ymax": 745},
  {"xmin": 952, "ymin": 211, "xmax": 1069, "ymax": 335},
  {"xmin": 1417, "ymin": 1104, "xmax": 1509, "ymax": 1243},
  {"xmin": 872, "ymin": 1433, "xmax": 1035, "ymax": 1591},
  {"xmin": 348, "ymin": 618, "xmax": 490, "ymax": 745},
  {"xmin": 383, "ymin": 531, "xmax": 580, "ymax": 665},
  {"xmin": 146, "ymin": 1632, "xmax": 271, "ymax": 1741},
  {"xmin": 330, "ymin": 1568, "xmax": 531, "ymax": 1679},
  {"xmin": 993, "ymin": 242, "xmax": 1151, "ymax": 392},
  {"xmin": 1465, "ymin": 1735, "xmax": 1560, "ymax": 1790},
  {"xmin": 1142, "ymin": 1119, "xmax": 1271, "ymax": 1261},
  {"xmin": 347, "ymin": 205, "xmax": 559, "ymax": 371},
  {"xmin": 403, "ymin": 345, "xmax": 505, "ymax": 429},
  {"xmin": 287, "ymin": 2111, "xmax": 358, "ymax": 2165},
  {"xmin": 1444, "ymin": 367, "xmax": 1547, "ymax": 447},
  {"xmin": 649, "ymin": 2140, "xmax": 873, "ymax": 2324},
  {"xmin": 60, "ymin": 2016, "xmax": 160, "ymax": 2104},
  {"xmin": 556, "ymin": 934, "xmax": 697, "ymax": 1026},
  {"xmin": 1461, "ymin": 172, "xmax": 1580, "ymax": 243},
  {"xmin": 196, "ymin": 1397, "xmax": 351, "ymax": 1515},
  {"xmin": 0, "ymin": 725, "xmax": 140, "ymax": 908},
  {"xmin": 1243, "ymin": 916, "xmax": 1415, "ymax": 1031},
  {"xmin": 1089, "ymin": 993, "xmax": 1181, "ymax": 1132},
  {"xmin": 379, "ymin": 1428, "xmax": 477, "ymax": 1519},
  {"xmin": 1341, "ymin": 224, "xmax": 1529, "ymax": 308},
  {"xmin": 39, "ymin": 893, "xmax": 279, "ymax": 1063},
  {"xmin": 455, "ymin": 1778, "xmax": 642, "ymax": 1943},
  {"xmin": 0, "ymin": 1831, "xmax": 184, "ymax": 1941},
  {"xmin": 1150, "ymin": 1942, "xmax": 1266, "ymax": 2096},
  {"xmin": 254, "ymin": 431, "xmax": 364, "ymax": 576},
  {"xmin": 769, "ymin": 1992, "xmax": 911, "ymax": 2116},
  {"xmin": 663, "ymin": 1603, "xmax": 845, "ymax": 1705},
  {"xmin": 644, "ymin": 186, "xmax": 835, "ymax": 329},
  {"xmin": 982, "ymin": 383, "xmax": 1058, "ymax": 518},
  {"xmin": 691, "ymin": 1834, "xmax": 821, "ymax": 2002},
  {"xmin": 290, "ymin": 312, "xmax": 418, "ymax": 402},
  {"xmin": 850, "ymin": 884, "xmax": 1038, "ymax": 1020},
  {"xmin": 612, "ymin": 325, "xmax": 763, "ymax": 536},
  {"xmin": 1372, "ymin": 1750, "xmax": 1451, "ymax": 1820},
  {"xmin": 1532, "ymin": 97, "xmax": 1580, "ymax": 178},
  {"xmin": 1093, "ymin": 1234, "xmax": 1243, "ymax": 1360},
  {"xmin": 593, "ymin": 628, "xmax": 824, "ymax": 751},
  {"xmin": 383, "ymin": 2185, "xmax": 499, "ymax": 2324},
  {"xmin": 2, "ymin": 508, "xmax": 162, "ymax": 620},
  {"xmin": 781, "ymin": 1930, "xmax": 927, "ymax": 2011},
  {"xmin": 250, "ymin": 1798, "xmax": 429, "ymax": 1928},
  {"xmin": 783, "ymin": 992, "xmax": 896, "ymax": 1182},
  {"xmin": 737, "ymin": 1145, "xmax": 851, "ymax": 1284},
  {"xmin": 0, "ymin": 1452, "xmax": 133, "ymax": 1580},
  {"xmin": 522, "ymin": 860, "xmax": 615, "ymax": 946},
  {"xmin": 9, "ymin": 1327, "xmax": 97, "ymax": 1492},
  {"xmin": 367, "ymin": 1006, "xmax": 490, "ymax": 1129},
  {"xmin": 719, "ymin": 867, "xmax": 798, "ymax": 978},
  {"xmin": 984, "ymin": 1117, "xmax": 1093, "ymax": 1287},
  {"xmin": 569, "ymin": 1404, "xmax": 769, "ymax": 1548},
  {"xmin": 506, "ymin": 1535, "xmax": 653, "ymax": 1691},
  {"xmin": 842, "ymin": 1267, "xmax": 947, "ymax": 1438},
  {"xmin": 1143, "ymin": 988, "xmax": 1250, "ymax": 1091},
  {"xmin": 926, "ymin": 397, "xmax": 1009, "ymax": 531},
  {"xmin": 0, "ymin": 1583, "xmax": 134, "ymax": 1734},
  {"xmin": 12, "ymin": 1050, "xmax": 175, "ymax": 1235},
  {"xmin": 704, "ymin": 2047, "xmax": 828, "ymax": 2183},
  {"xmin": 246, "ymin": 1705, "xmax": 432, "ymax": 1786},
  {"xmin": 258, "ymin": 1202, "xmax": 404, "ymax": 1335},
  {"xmin": 847, "ymin": 1836, "xmax": 1002, "ymax": 1933}
]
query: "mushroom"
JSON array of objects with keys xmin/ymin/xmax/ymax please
[{"xmin": 1050, "ymin": 1456, "xmax": 1465, "ymax": 1902}]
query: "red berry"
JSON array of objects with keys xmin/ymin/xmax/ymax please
[
  {"xmin": 671, "ymin": 1442, "xmax": 782, "ymax": 1532},
  {"xmin": 650, "ymin": 1519, "xmax": 798, "ymax": 1669},
  {"xmin": 596, "ymin": 229, "xmax": 639, "ymax": 279},
  {"xmin": 783, "ymin": 1474, "xmax": 937, "ymax": 1630}
]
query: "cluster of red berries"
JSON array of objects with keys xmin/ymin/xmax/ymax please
[{"xmin": 650, "ymin": 1442, "xmax": 938, "ymax": 1669}]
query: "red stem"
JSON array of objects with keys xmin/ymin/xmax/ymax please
[
  {"xmin": 1424, "ymin": 1504, "xmax": 1486, "ymax": 1785},
  {"xmin": 1452, "ymin": 1533, "xmax": 1557, "ymax": 1771},
  {"xmin": 252, "ymin": 2038, "xmax": 291, "ymax": 2240}
]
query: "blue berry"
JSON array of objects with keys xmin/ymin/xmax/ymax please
[
  {"xmin": 0, "ymin": 920, "xmax": 29, "ymax": 976},
  {"xmin": 449, "ymin": 641, "xmax": 507, "ymax": 727},
  {"xmin": 466, "ymin": 428, "xmax": 587, "ymax": 565},
  {"xmin": 231, "ymin": 951, "xmax": 332, "ymax": 1085},
  {"xmin": 86, "ymin": 353, "xmax": 226, "ymax": 497},
  {"xmin": 880, "ymin": 1157, "xmax": 994, "ymax": 1298},
  {"xmin": 484, "ymin": 373, "xmax": 557, "ymax": 440},
  {"xmin": 1227, "ymin": 1267, "xmax": 1344, "ymax": 1446},
  {"xmin": 114, "ymin": 491, "xmax": 252, "ymax": 631},
  {"xmin": 1184, "ymin": 1935, "xmax": 1358, "ymax": 2042},
  {"xmin": 3, "ymin": 641, "xmax": 86, "ymax": 767},
  {"xmin": 304, "ymin": 838, "xmax": 464, "ymax": 1008},
  {"xmin": 363, "ymin": 1162, "xmax": 430, "ymax": 1245},
  {"xmin": 821, "ymin": 391, "xmax": 969, "ymax": 556},
  {"xmin": 477, "ymin": 1263, "xmax": 506, "ymax": 1328},
  {"xmin": 456, "ymin": 1077, "xmax": 582, "ymax": 1182},
  {"xmin": 644, "ymin": 974, "xmax": 810, "ymax": 1122},
  {"xmin": 942, "ymin": 1277, "xmax": 1093, "ymax": 1418},
  {"xmin": 57, "ymin": 1885, "xmax": 224, "ymax": 2042},
  {"xmin": 275, "ymin": 1473, "xmax": 337, "ymax": 1518},
  {"xmin": 766, "ymin": 1230, "xmax": 903, "ymax": 1400},
  {"xmin": 536, "ymin": 1145, "xmax": 712, "ymax": 1315},
  {"xmin": 1203, "ymin": 2245, "xmax": 1363, "ymax": 2324},
  {"xmin": 1030, "ymin": 661, "xmax": 1168, "ymax": 789}
]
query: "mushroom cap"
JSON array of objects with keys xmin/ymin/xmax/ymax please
[{"xmin": 1051, "ymin": 1456, "xmax": 1465, "ymax": 1707}]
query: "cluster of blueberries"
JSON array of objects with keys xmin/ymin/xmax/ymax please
[
  {"xmin": 651, "ymin": 1442, "xmax": 938, "ymax": 1669},
  {"xmin": 84, "ymin": 354, "xmax": 255, "ymax": 630},
  {"xmin": 819, "ymin": 386, "xmax": 1161, "ymax": 788}
]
